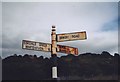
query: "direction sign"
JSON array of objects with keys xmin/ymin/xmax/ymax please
[
  {"xmin": 22, "ymin": 40, "xmax": 51, "ymax": 52},
  {"xmin": 22, "ymin": 40, "xmax": 78, "ymax": 55},
  {"xmin": 57, "ymin": 45, "xmax": 78, "ymax": 55},
  {"xmin": 56, "ymin": 31, "xmax": 87, "ymax": 42},
  {"xmin": 22, "ymin": 26, "xmax": 87, "ymax": 79}
]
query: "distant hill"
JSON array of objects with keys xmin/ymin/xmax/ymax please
[{"xmin": 2, "ymin": 51, "xmax": 120, "ymax": 80}]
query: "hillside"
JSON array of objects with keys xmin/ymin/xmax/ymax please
[{"xmin": 2, "ymin": 51, "xmax": 120, "ymax": 80}]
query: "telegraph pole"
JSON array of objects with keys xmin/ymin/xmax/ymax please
[{"xmin": 51, "ymin": 25, "xmax": 58, "ymax": 79}]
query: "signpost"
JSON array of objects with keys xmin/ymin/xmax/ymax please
[
  {"xmin": 22, "ymin": 25, "xmax": 87, "ymax": 80},
  {"xmin": 56, "ymin": 31, "xmax": 87, "ymax": 42}
]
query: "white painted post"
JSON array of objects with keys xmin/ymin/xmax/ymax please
[
  {"xmin": 52, "ymin": 67, "xmax": 57, "ymax": 78},
  {"xmin": 51, "ymin": 25, "xmax": 57, "ymax": 55},
  {"xmin": 51, "ymin": 25, "xmax": 58, "ymax": 79}
]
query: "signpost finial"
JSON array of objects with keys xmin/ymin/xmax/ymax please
[{"xmin": 52, "ymin": 25, "xmax": 55, "ymax": 28}]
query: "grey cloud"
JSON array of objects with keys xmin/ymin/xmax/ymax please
[{"xmin": 2, "ymin": 2, "xmax": 118, "ymax": 58}]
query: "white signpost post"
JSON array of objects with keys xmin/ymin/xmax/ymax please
[{"xmin": 22, "ymin": 25, "xmax": 87, "ymax": 80}]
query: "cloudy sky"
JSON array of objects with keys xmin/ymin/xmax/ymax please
[{"xmin": 1, "ymin": 2, "xmax": 119, "ymax": 58}]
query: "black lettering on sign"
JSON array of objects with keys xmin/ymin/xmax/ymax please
[
  {"xmin": 26, "ymin": 41, "xmax": 36, "ymax": 46},
  {"xmin": 39, "ymin": 43, "xmax": 47, "ymax": 47},
  {"xmin": 48, "ymin": 48, "xmax": 50, "ymax": 51},
  {"xmin": 34, "ymin": 47, "xmax": 43, "ymax": 51},
  {"xmin": 60, "ymin": 36, "xmax": 68, "ymax": 39},
  {"xmin": 59, "ymin": 46, "xmax": 66, "ymax": 53},
  {"xmin": 72, "ymin": 34, "xmax": 79, "ymax": 38},
  {"xmin": 38, "ymin": 47, "xmax": 43, "ymax": 51},
  {"xmin": 26, "ymin": 46, "xmax": 34, "ymax": 49}
]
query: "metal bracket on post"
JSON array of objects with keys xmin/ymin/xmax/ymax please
[{"xmin": 51, "ymin": 25, "xmax": 58, "ymax": 79}]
